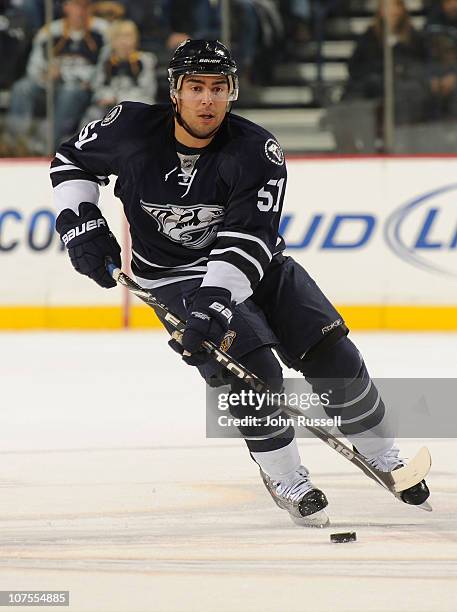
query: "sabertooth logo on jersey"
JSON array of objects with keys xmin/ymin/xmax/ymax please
[
  {"xmin": 265, "ymin": 139, "xmax": 284, "ymax": 166},
  {"xmin": 140, "ymin": 201, "xmax": 224, "ymax": 249}
]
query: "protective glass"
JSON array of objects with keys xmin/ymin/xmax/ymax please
[
  {"xmin": 175, "ymin": 82, "xmax": 234, "ymax": 102},
  {"xmin": 171, "ymin": 73, "xmax": 239, "ymax": 102}
]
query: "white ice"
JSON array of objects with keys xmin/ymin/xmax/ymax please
[{"xmin": 0, "ymin": 331, "xmax": 456, "ymax": 612}]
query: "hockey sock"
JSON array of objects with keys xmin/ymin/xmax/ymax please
[
  {"xmin": 300, "ymin": 336, "xmax": 395, "ymax": 459},
  {"xmin": 251, "ymin": 438, "xmax": 301, "ymax": 480},
  {"xmin": 229, "ymin": 346, "xmax": 296, "ymax": 453}
]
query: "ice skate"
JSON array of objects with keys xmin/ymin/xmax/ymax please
[
  {"xmin": 354, "ymin": 444, "xmax": 432, "ymax": 511},
  {"xmin": 261, "ymin": 465, "xmax": 329, "ymax": 527}
]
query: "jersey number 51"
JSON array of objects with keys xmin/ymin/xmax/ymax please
[{"xmin": 257, "ymin": 178, "xmax": 285, "ymax": 212}]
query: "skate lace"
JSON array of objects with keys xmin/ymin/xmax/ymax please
[
  {"xmin": 367, "ymin": 445, "xmax": 406, "ymax": 472},
  {"xmin": 274, "ymin": 466, "xmax": 313, "ymax": 503}
]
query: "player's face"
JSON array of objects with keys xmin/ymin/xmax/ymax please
[{"xmin": 175, "ymin": 75, "xmax": 229, "ymax": 140}]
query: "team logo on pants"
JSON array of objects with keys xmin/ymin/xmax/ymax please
[{"xmin": 140, "ymin": 200, "xmax": 224, "ymax": 249}]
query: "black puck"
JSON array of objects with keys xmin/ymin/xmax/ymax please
[{"xmin": 330, "ymin": 531, "xmax": 357, "ymax": 543}]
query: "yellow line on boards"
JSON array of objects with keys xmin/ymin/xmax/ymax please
[
  {"xmin": 0, "ymin": 306, "xmax": 127, "ymax": 330},
  {"xmin": 337, "ymin": 305, "xmax": 457, "ymax": 331},
  {"xmin": 0, "ymin": 305, "xmax": 456, "ymax": 331}
]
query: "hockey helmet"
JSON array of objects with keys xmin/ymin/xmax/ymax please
[{"xmin": 168, "ymin": 39, "xmax": 239, "ymax": 101}]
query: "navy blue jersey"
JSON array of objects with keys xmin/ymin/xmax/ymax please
[{"xmin": 51, "ymin": 102, "xmax": 286, "ymax": 304}]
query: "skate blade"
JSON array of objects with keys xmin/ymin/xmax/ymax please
[
  {"xmin": 417, "ymin": 500, "xmax": 433, "ymax": 512},
  {"xmin": 291, "ymin": 509, "xmax": 330, "ymax": 528},
  {"xmin": 394, "ymin": 494, "xmax": 433, "ymax": 512}
]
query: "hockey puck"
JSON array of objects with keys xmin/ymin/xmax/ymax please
[{"xmin": 330, "ymin": 532, "xmax": 357, "ymax": 543}]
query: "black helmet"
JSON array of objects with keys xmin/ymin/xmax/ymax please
[{"xmin": 168, "ymin": 39, "xmax": 239, "ymax": 101}]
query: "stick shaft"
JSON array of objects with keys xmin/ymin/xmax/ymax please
[{"xmin": 107, "ymin": 264, "xmax": 430, "ymax": 494}]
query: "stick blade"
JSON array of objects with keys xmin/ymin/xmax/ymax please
[{"xmin": 390, "ymin": 447, "xmax": 432, "ymax": 493}]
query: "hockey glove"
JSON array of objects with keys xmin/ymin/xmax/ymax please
[
  {"xmin": 169, "ymin": 286, "xmax": 233, "ymax": 366},
  {"xmin": 56, "ymin": 202, "xmax": 121, "ymax": 289}
]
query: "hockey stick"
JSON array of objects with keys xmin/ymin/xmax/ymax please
[{"xmin": 107, "ymin": 264, "xmax": 431, "ymax": 498}]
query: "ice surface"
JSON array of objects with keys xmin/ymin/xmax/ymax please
[{"xmin": 0, "ymin": 331, "xmax": 456, "ymax": 611}]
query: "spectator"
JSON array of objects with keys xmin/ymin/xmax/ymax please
[
  {"xmin": 163, "ymin": 0, "xmax": 282, "ymax": 85},
  {"xmin": 424, "ymin": 1, "xmax": 457, "ymax": 119},
  {"xmin": 82, "ymin": 20, "xmax": 157, "ymax": 124},
  {"xmin": 11, "ymin": 0, "xmax": 43, "ymax": 32},
  {"xmin": 9, "ymin": 1, "xmax": 65, "ymax": 34},
  {"xmin": 127, "ymin": 0, "xmax": 279, "ymax": 86},
  {"xmin": 162, "ymin": 0, "xmax": 193, "ymax": 50},
  {"xmin": 0, "ymin": 1, "xmax": 30, "ymax": 89},
  {"xmin": 427, "ymin": 0, "xmax": 457, "ymax": 28},
  {"xmin": 184, "ymin": 0, "xmax": 259, "ymax": 77},
  {"xmin": 344, "ymin": 0, "xmax": 429, "ymax": 125},
  {"xmin": 193, "ymin": 0, "xmax": 222, "ymax": 40},
  {"xmin": 245, "ymin": 0, "xmax": 283, "ymax": 83},
  {"xmin": 123, "ymin": 0, "xmax": 168, "ymax": 55},
  {"xmin": 279, "ymin": 0, "xmax": 312, "ymax": 58},
  {"xmin": 5, "ymin": 0, "xmax": 108, "ymax": 153},
  {"xmin": 91, "ymin": 1, "xmax": 125, "ymax": 22}
]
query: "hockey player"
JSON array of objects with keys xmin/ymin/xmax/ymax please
[{"xmin": 51, "ymin": 39, "xmax": 430, "ymax": 527}]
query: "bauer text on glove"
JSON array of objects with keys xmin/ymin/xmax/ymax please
[{"xmin": 56, "ymin": 201, "xmax": 121, "ymax": 288}]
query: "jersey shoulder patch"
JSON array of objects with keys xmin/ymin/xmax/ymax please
[
  {"xmin": 264, "ymin": 138, "xmax": 284, "ymax": 166},
  {"xmin": 99, "ymin": 101, "xmax": 154, "ymax": 131},
  {"xmin": 224, "ymin": 115, "xmax": 285, "ymax": 168},
  {"xmin": 101, "ymin": 104, "xmax": 123, "ymax": 126},
  {"xmin": 224, "ymin": 133, "xmax": 285, "ymax": 172},
  {"xmin": 72, "ymin": 102, "xmax": 163, "ymax": 163}
]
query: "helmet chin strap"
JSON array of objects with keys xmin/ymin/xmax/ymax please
[{"xmin": 172, "ymin": 96, "xmax": 228, "ymax": 141}]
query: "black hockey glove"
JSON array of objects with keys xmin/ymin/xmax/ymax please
[
  {"xmin": 169, "ymin": 286, "xmax": 233, "ymax": 366},
  {"xmin": 56, "ymin": 202, "xmax": 121, "ymax": 289}
]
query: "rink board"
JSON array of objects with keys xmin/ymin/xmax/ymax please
[{"xmin": 0, "ymin": 157, "xmax": 456, "ymax": 329}]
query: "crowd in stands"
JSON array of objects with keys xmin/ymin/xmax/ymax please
[
  {"xmin": 1, "ymin": 0, "xmax": 457, "ymax": 154},
  {"xmin": 343, "ymin": 0, "xmax": 457, "ymax": 128},
  {"xmin": 1, "ymin": 0, "xmax": 306, "ymax": 153}
]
